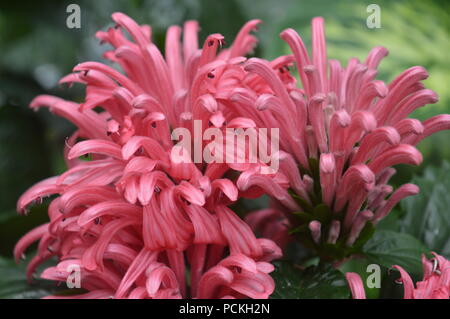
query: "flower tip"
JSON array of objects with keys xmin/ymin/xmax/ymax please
[
  {"xmin": 319, "ymin": 153, "xmax": 335, "ymax": 173},
  {"xmin": 111, "ymin": 12, "xmax": 131, "ymax": 24},
  {"xmin": 403, "ymin": 183, "xmax": 420, "ymax": 195},
  {"xmin": 311, "ymin": 93, "xmax": 327, "ymax": 103},
  {"xmin": 243, "ymin": 57, "xmax": 265, "ymax": 72},
  {"xmin": 311, "ymin": 16, "xmax": 325, "ymax": 25},
  {"xmin": 345, "ymin": 272, "xmax": 366, "ymax": 299}
]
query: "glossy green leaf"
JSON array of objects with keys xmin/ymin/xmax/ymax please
[
  {"xmin": 271, "ymin": 261, "xmax": 350, "ymax": 299},
  {"xmin": 0, "ymin": 256, "xmax": 56, "ymax": 299},
  {"xmin": 364, "ymin": 230, "xmax": 427, "ymax": 274},
  {"xmin": 400, "ymin": 162, "xmax": 450, "ymax": 257}
]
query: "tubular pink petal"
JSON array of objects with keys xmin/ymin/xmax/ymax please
[
  {"xmin": 78, "ymin": 200, "xmax": 141, "ymax": 227},
  {"xmin": 244, "ymin": 58, "xmax": 297, "ymax": 118},
  {"xmin": 373, "ymin": 184, "xmax": 419, "ymax": 223},
  {"xmin": 388, "ymin": 89, "xmax": 438, "ymax": 125},
  {"xmin": 43, "ymin": 290, "xmax": 114, "ymax": 299},
  {"xmin": 146, "ymin": 263, "xmax": 179, "ymax": 297},
  {"xmin": 412, "ymin": 114, "xmax": 450, "ymax": 145},
  {"xmin": 355, "ymin": 80, "xmax": 388, "ymax": 110},
  {"xmin": 237, "ymin": 173, "xmax": 299, "ymax": 211},
  {"xmin": 334, "ymin": 164, "xmax": 375, "ymax": 212},
  {"xmin": 329, "ymin": 109, "xmax": 351, "ymax": 153},
  {"xmin": 142, "ymin": 201, "xmax": 178, "ymax": 250},
  {"xmin": 68, "ymin": 140, "xmax": 123, "ymax": 160},
  {"xmin": 74, "ymin": 62, "xmax": 142, "ymax": 96},
  {"xmin": 230, "ymin": 273, "xmax": 274, "ymax": 299},
  {"xmin": 30, "ymin": 95, "xmax": 106, "ymax": 139},
  {"xmin": 165, "ymin": 25, "xmax": 185, "ymax": 91},
  {"xmin": 183, "ymin": 20, "xmax": 199, "ymax": 60},
  {"xmin": 199, "ymin": 33, "xmax": 224, "ymax": 67},
  {"xmin": 309, "ymin": 220, "xmax": 322, "ymax": 244},
  {"xmin": 279, "ymin": 151, "xmax": 310, "ymax": 202},
  {"xmin": 351, "ymin": 127, "xmax": 401, "ymax": 165},
  {"xmin": 320, "ymin": 153, "xmax": 336, "ymax": 206},
  {"xmin": 344, "ymin": 111, "xmax": 377, "ymax": 152},
  {"xmin": 228, "ymin": 19, "xmax": 261, "ymax": 58},
  {"xmin": 374, "ymin": 66, "xmax": 429, "ymax": 123},
  {"xmin": 394, "ymin": 119, "xmax": 424, "ymax": 139},
  {"xmin": 216, "ymin": 205, "xmax": 262, "ymax": 258},
  {"xmin": 115, "ymin": 248, "xmax": 156, "ymax": 299},
  {"xmin": 185, "ymin": 205, "xmax": 225, "ymax": 244},
  {"xmin": 211, "ymin": 179, "xmax": 239, "ymax": 202},
  {"xmin": 309, "ymin": 93, "xmax": 328, "ymax": 152},
  {"xmin": 14, "ymin": 224, "xmax": 49, "ymax": 263},
  {"xmin": 327, "ymin": 220, "xmax": 341, "ymax": 244},
  {"xmin": 311, "ymin": 17, "xmax": 327, "ymax": 92},
  {"xmin": 364, "ymin": 46, "xmax": 389, "ymax": 70},
  {"xmin": 368, "ymin": 144, "xmax": 422, "ymax": 174},
  {"xmin": 82, "ymin": 218, "xmax": 137, "ymax": 271},
  {"xmin": 392, "ymin": 265, "xmax": 415, "ymax": 299},
  {"xmin": 280, "ymin": 28, "xmax": 311, "ymax": 96},
  {"xmin": 219, "ymin": 254, "xmax": 258, "ymax": 274},
  {"xmin": 122, "ymin": 136, "xmax": 168, "ymax": 161},
  {"xmin": 346, "ymin": 210, "xmax": 373, "ymax": 246},
  {"xmin": 197, "ymin": 265, "xmax": 234, "ymax": 299},
  {"xmin": 346, "ymin": 272, "xmax": 366, "ymax": 299},
  {"xmin": 17, "ymin": 177, "xmax": 60, "ymax": 213},
  {"xmin": 257, "ymin": 238, "xmax": 283, "ymax": 262},
  {"xmin": 175, "ymin": 181, "xmax": 205, "ymax": 206},
  {"xmin": 111, "ymin": 12, "xmax": 150, "ymax": 48}
]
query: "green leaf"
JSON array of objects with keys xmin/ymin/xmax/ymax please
[
  {"xmin": 400, "ymin": 162, "xmax": 450, "ymax": 257},
  {"xmin": 271, "ymin": 261, "xmax": 350, "ymax": 299},
  {"xmin": 364, "ymin": 230, "xmax": 427, "ymax": 274},
  {"xmin": 0, "ymin": 256, "xmax": 57, "ymax": 299}
]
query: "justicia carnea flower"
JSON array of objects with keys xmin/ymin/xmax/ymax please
[
  {"xmin": 232, "ymin": 17, "xmax": 450, "ymax": 259},
  {"xmin": 346, "ymin": 253, "xmax": 450, "ymax": 299},
  {"xmin": 14, "ymin": 13, "xmax": 281, "ymax": 299}
]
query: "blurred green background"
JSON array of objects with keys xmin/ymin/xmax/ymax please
[{"xmin": 0, "ymin": 0, "xmax": 449, "ymax": 296}]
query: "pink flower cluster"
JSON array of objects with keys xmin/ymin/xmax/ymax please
[
  {"xmin": 240, "ymin": 17, "xmax": 450, "ymax": 256},
  {"xmin": 346, "ymin": 253, "xmax": 450, "ymax": 299},
  {"xmin": 15, "ymin": 13, "xmax": 450, "ymax": 299},
  {"xmin": 15, "ymin": 13, "xmax": 282, "ymax": 299}
]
